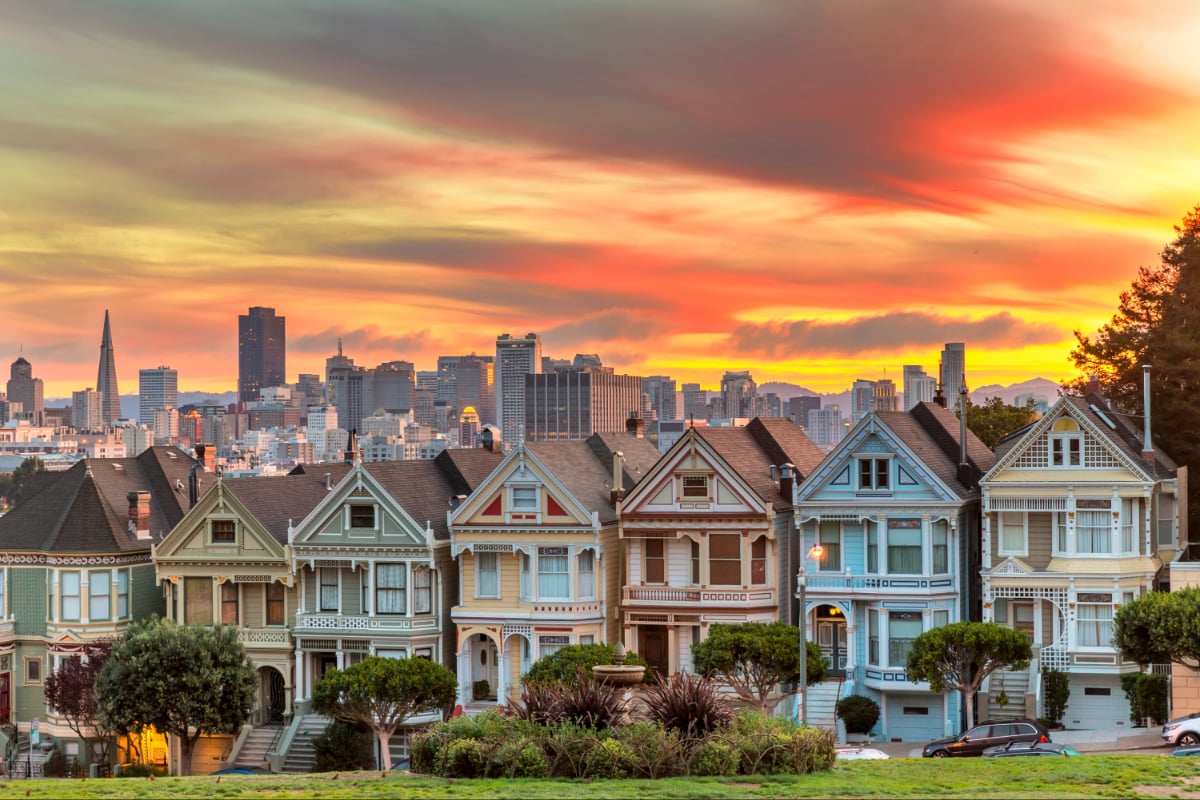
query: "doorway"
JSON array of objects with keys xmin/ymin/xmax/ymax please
[
  {"xmin": 259, "ymin": 667, "xmax": 285, "ymax": 724},
  {"xmin": 815, "ymin": 605, "xmax": 847, "ymax": 678},
  {"xmin": 639, "ymin": 626, "xmax": 669, "ymax": 679}
]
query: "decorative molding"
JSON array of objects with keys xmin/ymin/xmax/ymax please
[{"xmin": 1, "ymin": 553, "xmax": 149, "ymax": 566}]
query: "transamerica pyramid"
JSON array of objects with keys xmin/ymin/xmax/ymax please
[{"xmin": 97, "ymin": 309, "xmax": 121, "ymax": 424}]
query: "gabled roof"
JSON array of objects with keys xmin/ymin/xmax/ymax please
[
  {"xmin": 222, "ymin": 464, "xmax": 353, "ymax": 544},
  {"xmin": 0, "ymin": 446, "xmax": 207, "ymax": 554},
  {"xmin": 524, "ymin": 432, "xmax": 662, "ymax": 524},
  {"xmin": 695, "ymin": 418, "xmax": 823, "ymax": 511},
  {"xmin": 877, "ymin": 403, "xmax": 995, "ymax": 497},
  {"xmin": 361, "ymin": 450, "xmax": 504, "ymax": 540}
]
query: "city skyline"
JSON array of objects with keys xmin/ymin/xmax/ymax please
[{"xmin": 2, "ymin": 1, "xmax": 1199, "ymax": 397}]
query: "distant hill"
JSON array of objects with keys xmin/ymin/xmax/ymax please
[
  {"xmin": 970, "ymin": 377, "xmax": 1063, "ymax": 406},
  {"xmin": 757, "ymin": 381, "xmax": 823, "ymax": 400}
]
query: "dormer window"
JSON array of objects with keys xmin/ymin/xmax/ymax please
[
  {"xmin": 349, "ymin": 505, "xmax": 375, "ymax": 529},
  {"xmin": 1050, "ymin": 419, "xmax": 1082, "ymax": 466},
  {"xmin": 858, "ymin": 458, "xmax": 889, "ymax": 491},
  {"xmin": 512, "ymin": 486, "xmax": 538, "ymax": 510},
  {"xmin": 681, "ymin": 475, "xmax": 710, "ymax": 498},
  {"xmin": 211, "ymin": 519, "xmax": 236, "ymax": 543}
]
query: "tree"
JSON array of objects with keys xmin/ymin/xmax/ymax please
[
  {"xmin": 312, "ymin": 655, "xmax": 456, "ymax": 770},
  {"xmin": 691, "ymin": 621, "xmax": 825, "ymax": 713},
  {"xmin": 523, "ymin": 643, "xmax": 649, "ymax": 686},
  {"xmin": 43, "ymin": 642, "xmax": 113, "ymax": 765},
  {"xmin": 0, "ymin": 456, "xmax": 45, "ymax": 507},
  {"xmin": 905, "ymin": 621, "xmax": 1031, "ymax": 729},
  {"xmin": 94, "ymin": 617, "xmax": 255, "ymax": 776},
  {"xmin": 1070, "ymin": 205, "xmax": 1200, "ymax": 532},
  {"xmin": 960, "ymin": 397, "xmax": 1039, "ymax": 450},
  {"xmin": 1113, "ymin": 589, "xmax": 1200, "ymax": 668}
]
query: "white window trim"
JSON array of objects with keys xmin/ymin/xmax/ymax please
[
  {"xmin": 475, "ymin": 551, "xmax": 501, "ymax": 599},
  {"xmin": 997, "ymin": 512, "xmax": 1028, "ymax": 557},
  {"xmin": 346, "ymin": 503, "xmax": 378, "ymax": 531},
  {"xmin": 856, "ymin": 457, "xmax": 892, "ymax": 492},
  {"xmin": 1049, "ymin": 434, "xmax": 1083, "ymax": 467},
  {"xmin": 1074, "ymin": 602, "xmax": 1115, "ymax": 650},
  {"xmin": 817, "ymin": 521, "xmax": 842, "ymax": 572},
  {"xmin": 510, "ymin": 485, "xmax": 539, "ymax": 511}
]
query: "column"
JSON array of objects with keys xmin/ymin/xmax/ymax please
[
  {"xmin": 80, "ymin": 573, "xmax": 90, "ymax": 624},
  {"xmin": 1066, "ymin": 488, "xmax": 1077, "ymax": 554},
  {"xmin": 495, "ymin": 639, "xmax": 507, "ymax": 707},
  {"xmin": 456, "ymin": 641, "xmax": 471, "ymax": 706},
  {"xmin": 667, "ymin": 624, "xmax": 679, "ymax": 676},
  {"xmin": 336, "ymin": 648, "xmax": 345, "ymax": 670},
  {"xmin": 843, "ymin": 623, "xmax": 858, "ymax": 694},
  {"xmin": 981, "ymin": 491, "xmax": 992, "ymax": 571},
  {"xmin": 366, "ymin": 561, "xmax": 375, "ymax": 617},
  {"xmin": 294, "ymin": 642, "xmax": 306, "ymax": 702},
  {"xmin": 1110, "ymin": 490, "xmax": 1121, "ymax": 556}
]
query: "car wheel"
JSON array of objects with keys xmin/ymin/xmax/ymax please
[
  {"xmin": 1179, "ymin": 733, "xmax": 1200, "ymax": 747},
  {"xmin": 932, "ymin": 750, "xmax": 950, "ymax": 758}
]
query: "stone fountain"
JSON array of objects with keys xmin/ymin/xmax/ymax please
[{"xmin": 590, "ymin": 642, "xmax": 646, "ymax": 686}]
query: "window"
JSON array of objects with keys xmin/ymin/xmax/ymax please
[
  {"xmin": 477, "ymin": 552, "xmax": 499, "ymax": 597},
  {"xmin": 691, "ymin": 540, "xmax": 700, "ymax": 585},
  {"xmin": 413, "ymin": 567, "xmax": 432, "ymax": 614},
  {"xmin": 1077, "ymin": 510, "xmax": 1111, "ymax": 554},
  {"xmin": 89, "ymin": 571, "xmax": 111, "ymax": 621},
  {"xmin": 24, "ymin": 657, "xmax": 42, "ymax": 685},
  {"xmin": 538, "ymin": 547, "xmax": 569, "ymax": 598},
  {"xmin": 932, "ymin": 522, "xmax": 948, "ymax": 573},
  {"xmin": 578, "ymin": 550, "xmax": 595, "ymax": 598},
  {"xmin": 61, "ymin": 572, "xmax": 81, "ymax": 622},
  {"xmin": 415, "ymin": 647, "xmax": 433, "ymax": 660},
  {"xmin": 750, "ymin": 537, "xmax": 767, "ymax": 584},
  {"xmin": 580, "ymin": 635, "xmax": 595, "ymax": 646},
  {"xmin": 887, "ymin": 526, "xmax": 922, "ymax": 574},
  {"xmin": 1084, "ymin": 687, "xmax": 1111, "ymax": 696},
  {"xmin": 221, "ymin": 581, "xmax": 238, "ymax": 625},
  {"xmin": 211, "ymin": 519, "xmax": 236, "ymax": 543},
  {"xmin": 117, "ymin": 570, "xmax": 129, "ymax": 619},
  {"xmin": 1121, "ymin": 498, "xmax": 1136, "ymax": 554},
  {"xmin": 681, "ymin": 475, "xmax": 709, "ymax": 498},
  {"xmin": 933, "ymin": 609, "xmax": 949, "ymax": 629},
  {"xmin": 818, "ymin": 522, "xmax": 841, "ymax": 571},
  {"xmin": 376, "ymin": 564, "xmax": 407, "ymax": 614},
  {"xmin": 858, "ymin": 458, "xmax": 889, "ymax": 490},
  {"xmin": 540, "ymin": 635, "xmax": 569, "ymax": 659},
  {"xmin": 1051, "ymin": 436, "xmax": 1081, "ymax": 466},
  {"xmin": 185, "ymin": 576, "xmax": 213, "ymax": 625},
  {"xmin": 1054, "ymin": 512, "xmax": 1068, "ymax": 553},
  {"xmin": 267, "ymin": 581, "xmax": 285, "ymax": 625},
  {"xmin": 349, "ymin": 505, "xmax": 375, "ymax": 529},
  {"xmin": 999, "ymin": 512, "xmax": 1026, "ymax": 555},
  {"xmin": 319, "ymin": 568, "xmax": 339, "ymax": 611},
  {"xmin": 1077, "ymin": 603, "xmax": 1113, "ymax": 647},
  {"xmin": 867, "ymin": 523, "xmax": 878, "ymax": 573},
  {"xmin": 644, "ymin": 539, "xmax": 665, "ymax": 584},
  {"xmin": 868, "ymin": 609, "xmax": 880, "ymax": 664},
  {"xmin": 903, "ymin": 706, "xmax": 930, "ymax": 715},
  {"xmin": 512, "ymin": 486, "xmax": 537, "ymax": 510},
  {"xmin": 888, "ymin": 611, "xmax": 922, "ymax": 667},
  {"xmin": 709, "ymin": 533, "xmax": 742, "ymax": 586},
  {"xmin": 519, "ymin": 552, "xmax": 531, "ymax": 598}
]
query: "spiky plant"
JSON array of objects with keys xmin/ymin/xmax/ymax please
[
  {"xmin": 506, "ymin": 680, "xmax": 563, "ymax": 727},
  {"xmin": 641, "ymin": 672, "xmax": 732, "ymax": 740},
  {"xmin": 556, "ymin": 668, "xmax": 629, "ymax": 730}
]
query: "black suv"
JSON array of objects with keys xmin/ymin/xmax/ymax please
[{"xmin": 922, "ymin": 719, "xmax": 1051, "ymax": 758}]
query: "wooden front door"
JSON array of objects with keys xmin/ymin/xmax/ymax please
[{"xmin": 639, "ymin": 627, "xmax": 669, "ymax": 679}]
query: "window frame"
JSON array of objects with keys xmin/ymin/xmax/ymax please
[
  {"xmin": 511, "ymin": 486, "xmax": 538, "ymax": 511},
  {"xmin": 577, "ymin": 550, "xmax": 595, "ymax": 599},
  {"xmin": 266, "ymin": 581, "xmax": 286, "ymax": 626},
  {"xmin": 932, "ymin": 522, "xmax": 948, "ymax": 574},
  {"xmin": 348, "ymin": 504, "xmax": 376, "ymax": 529},
  {"xmin": 376, "ymin": 563, "xmax": 407, "ymax": 615},
  {"xmin": 24, "ymin": 656, "xmax": 42, "ymax": 685},
  {"xmin": 476, "ymin": 552, "xmax": 500, "ymax": 598},
  {"xmin": 61, "ymin": 571, "xmax": 82, "ymax": 622},
  {"xmin": 537, "ymin": 547, "xmax": 570, "ymax": 599},
  {"xmin": 643, "ymin": 539, "xmax": 665, "ymax": 584},
  {"xmin": 184, "ymin": 576, "xmax": 213, "ymax": 625},
  {"xmin": 211, "ymin": 518, "xmax": 237, "ymax": 544},
  {"xmin": 886, "ymin": 525, "xmax": 922, "ymax": 575},
  {"xmin": 681, "ymin": 474, "xmax": 711, "ymax": 499},
  {"xmin": 89, "ymin": 570, "xmax": 111, "ymax": 622},
  {"xmin": 413, "ymin": 566, "xmax": 433, "ymax": 615},
  {"xmin": 997, "ymin": 512, "xmax": 1028, "ymax": 556},
  {"xmin": 221, "ymin": 580, "xmax": 238, "ymax": 625},
  {"xmin": 319, "ymin": 568, "xmax": 340, "ymax": 612},
  {"xmin": 857, "ymin": 457, "xmax": 890, "ymax": 491},
  {"xmin": 1076, "ymin": 602, "xmax": 1114, "ymax": 649},
  {"xmin": 709, "ymin": 532, "xmax": 742, "ymax": 586},
  {"xmin": 887, "ymin": 611, "xmax": 923, "ymax": 667},
  {"xmin": 818, "ymin": 521, "xmax": 841, "ymax": 572},
  {"xmin": 1050, "ymin": 434, "xmax": 1082, "ymax": 467},
  {"xmin": 1076, "ymin": 510, "xmax": 1112, "ymax": 555},
  {"xmin": 750, "ymin": 537, "xmax": 768, "ymax": 585},
  {"xmin": 116, "ymin": 569, "xmax": 129, "ymax": 619}
]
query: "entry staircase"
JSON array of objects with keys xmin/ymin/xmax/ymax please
[
  {"xmin": 804, "ymin": 678, "xmax": 843, "ymax": 732},
  {"xmin": 985, "ymin": 669, "xmax": 1031, "ymax": 721},
  {"xmin": 282, "ymin": 714, "xmax": 327, "ymax": 773},
  {"xmin": 233, "ymin": 724, "xmax": 282, "ymax": 770},
  {"xmin": 2, "ymin": 729, "xmax": 48, "ymax": 778}
]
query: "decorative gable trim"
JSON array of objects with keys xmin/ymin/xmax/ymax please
[
  {"xmin": 620, "ymin": 428, "xmax": 767, "ymax": 516},
  {"xmin": 991, "ymin": 557, "xmax": 1033, "ymax": 575}
]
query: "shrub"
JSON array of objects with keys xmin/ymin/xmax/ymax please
[
  {"xmin": 439, "ymin": 737, "xmax": 486, "ymax": 778},
  {"xmin": 688, "ymin": 739, "xmax": 741, "ymax": 776},
  {"xmin": 116, "ymin": 763, "xmax": 168, "ymax": 778},
  {"xmin": 509, "ymin": 669, "xmax": 629, "ymax": 730},
  {"xmin": 586, "ymin": 737, "xmax": 636, "ymax": 779},
  {"xmin": 43, "ymin": 748, "xmax": 66, "ymax": 778},
  {"xmin": 727, "ymin": 709, "xmax": 835, "ymax": 776},
  {"xmin": 312, "ymin": 719, "xmax": 375, "ymax": 772},
  {"xmin": 492, "ymin": 736, "xmax": 549, "ymax": 778},
  {"xmin": 473, "ymin": 679, "xmax": 491, "ymax": 700},
  {"xmin": 507, "ymin": 680, "xmax": 564, "ymax": 727},
  {"xmin": 616, "ymin": 721, "xmax": 686, "ymax": 779},
  {"xmin": 1121, "ymin": 673, "xmax": 1169, "ymax": 726},
  {"xmin": 524, "ymin": 643, "xmax": 649, "ymax": 685},
  {"xmin": 1042, "ymin": 668, "xmax": 1070, "ymax": 727},
  {"xmin": 835, "ymin": 694, "xmax": 880, "ymax": 734},
  {"xmin": 642, "ymin": 672, "xmax": 732, "ymax": 741},
  {"xmin": 542, "ymin": 722, "xmax": 600, "ymax": 778},
  {"xmin": 410, "ymin": 708, "xmax": 517, "ymax": 775}
]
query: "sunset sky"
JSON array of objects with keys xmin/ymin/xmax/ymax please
[{"xmin": 2, "ymin": 0, "xmax": 1199, "ymax": 398}]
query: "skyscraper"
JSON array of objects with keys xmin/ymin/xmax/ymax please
[
  {"xmin": 524, "ymin": 367, "xmax": 643, "ymax": 441},
  {"xmin": 902, "ymin": 365, "xmax": 937, "ymax": 411},
  {"xmin": 139, "ymin": 366, "xmax": 179, "ymax": 426},
  {"xmin": 873, "ymin": 379, "xmax": 898, "ymax": 412},
  {"xmin": 641, "ymin": 375, "xmax": 678, "ymax": 422},
  {"xmin": 455, "ymin": 355, "xmax": 494, "ymax": 425},
  {"xmin": 940, "ymin": 343, "xmax": 966, "ymax": 411},
  {"xmin": 682, "ymin": 383, "xmax": 707, "ymax": 421},
  {"xmin": 850, "ymin": 379, "xmax": 876, "ymax": 420},
  {"xmin": 720, "ymin": 370, "xmax": 757, "ymax": 419},
  {"xmin": 96, "ymin": 310, "xmax": 121, "ymax": 424},
  {"xmin": 238, "ymin": 306, "xmax": 286, "ymax": 405},
  {"xmin": 6, "ymin": 355, "xmax": 43, "ymax": 425},
  {"xmin": 495, "ymin": 332, "xmax": 541, "ymax": 444},
  {"xmin": 72, "ymin": 388, "xmax": 103, "ymax": 431}
]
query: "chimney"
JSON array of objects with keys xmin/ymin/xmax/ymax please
[
  {"xmin": 187, "ymin": 461, "xmax": 201, "ymax": 508},
  {"xmin": 933, "ymin": 383, "xmax": 947, "ymax": 408},
  {"xmin": 626, "ymin": 415, "xmax": 644, "ymax": 438},
  {"xmin": 324, "ymin": 472, "xmax": 332, "ymax": 491},
  {"xmin": 127, "ymin": 490, "xmax": 151, "ymax": 539},
  {"xmin": 779, "ymin": 463, "xmax": 795, "ymax": 502},
  {"xmin": 1142, "ymin": 365, "xmax": 1155, "ymax": 471},
  {"xmin": 199, "ymin": 443, "xmax": 216, "ymax": 472},
  {"xmin": 480, "ymin": 428, "xmax": 495, "ymax": 453},
  {"xmin": 957, "ymin": 382, "xmax": 976, "ymax": 488},
  {"xmin": 345, "ymin": 429, "xmax": 358, "ymax": 463},
  {"xmin": 610, "ymin": 450, "xmax": 625, "ymax": 505},
  {"xmin": 1086, "ymin": 374, "xmax": 1102, "ymax": 397}
]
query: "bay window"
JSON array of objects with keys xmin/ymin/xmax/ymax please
[
  {"xmin": 61, "ymin": 572, "xmax": 81, "ymax": 622},
  {"xmin": 1076, "ymin": 511, "xmax": 1111, "ymax": 554},
  {"xmin": 377, "ymin": 563, "xmax": 407, "ymax": 614},
  {"xmin": 888, "ymin": 611, "xmax": 922, "ymax": 667},
  {"xmin": 578, "ymin": 550, "xmax": 595, "ymax": 598},
  {"xmin": 819, "ymin": 522, "xmax": 841, "ymax": 571},
  {"xmin": 538, "ymin": 547, "xmax": 569, "ymax": 598},
  {"xmin": 117, "ymin": 569, "xmax": 129, "ymax": 619},
  {"xmin": 887, "ymin": 525, "xmax": 922, "ymax": 574},
  {"xmin": 477, "ymin": 552, "xmax": 499, "ymax": 598},
  {"xmin": 1077, "ymin": 603, "xmax": 1113, "ymax": 647},
  {"xmin": 750, "ymin": 537, "xmax": 767, "ymax": 584},
  {"xmin": 89, "ymin": 570, "xmax": 111, "ymax": 621},
  {"xmin": 709, "ymin": 533, "xmax": 742, "ymax": 586},
  {"xmin": 413, "ymin": 567, "xmax": 432, "ymax": 614},
  {"xmin": 868, "ymin": 609, "xmax": 880, "ymax": 664},
  {"xmin": 1121, "ymin": 498, "xmax": 1136, "ymax": 553},
  {"xmin": 932, "ymin": 522, "xmax": 948, "ymax": 573}
]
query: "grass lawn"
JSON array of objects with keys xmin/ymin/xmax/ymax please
[{"xmin": 0, "ymin": 755, "xmax": 1196, "ymax": 798}]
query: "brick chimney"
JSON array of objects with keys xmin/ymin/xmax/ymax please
[
  {"xmin": 1085, "ymin": 374, "xmax": 1102, "ymax": 397},
  {"xmin": 626, "ymin": 415, "xmax": 645, "ymax": 438},
  {"xmin": 610, "ymin": 451, "xmax": 625, "ymax": 505},
  {"xmin": 778, "ymin": 463, "xmax": 795, "ymax": 502},
  {"xmin": 196, "ymin": 443, "xmax": 216, "ymax": 472},
  {"xmin": 127, "ymin": 490, "xmax": 151, "ymax": 539}
]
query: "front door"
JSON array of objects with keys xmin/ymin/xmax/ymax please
[
  {"xmin": 264, "ymin": 669, "xmax": 285, "ymax": 724},
  {"xmin": 639, "ymin": 627, "xmax": 669, "ymax": 679},
  {"xmin": 816, "ymin": 607, "xmax": 847, "ymax": 678},
  {"xmin": 471, "ymin": 634, "xmax": 495, "ymax": 698},
  {"xmin": 1012, "ymin": 602, "xmax": 1035, "ymax": 642}
]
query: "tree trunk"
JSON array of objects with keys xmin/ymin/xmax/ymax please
[
  {"xmin": 964, "ymin": 687, "xmax": 975, "ymax": 730},
  {"xmin": 377, "ymin": 729, "xmax": 392, "ymax": 771},
  {"xmin": 179, "ymin": 735, "xmax": 194, "ymax": 777}
]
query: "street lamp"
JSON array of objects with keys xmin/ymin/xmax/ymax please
[{"xmin": 798, "ymin": 543, "xmax": 825, "ymax": 726}]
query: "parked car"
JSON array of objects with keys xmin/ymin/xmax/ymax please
[
  {"xmin": 983, "ymin": 742, "xmax": 1081, "ymax": 758},
  {"xmin": 1162, "ymin": 712, "xmax": 1200, "ymax": 746},
  {"xmin": 836, "ymin": 746, "xmax": 889, "ymax": 760},
  {"xmin": 922, "ymin": 719, "xmax": 1051, "ymax": 758}
]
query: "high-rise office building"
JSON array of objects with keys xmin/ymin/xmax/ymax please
[
  {"xmin": 373, "ymin": 361, "xmax": 416, "ymax": 412},
  {"xmin": 850, "ymin": 380, "xmax": 876, "ymax": 420},
  {"xmin": 72, "ymin": 388, "xmax": 103, "ymax": 431},
  {"xmin": 940, "ymin": 343, "xmax": 966, "ymax": 412},
  {"xmin": 682, "ymin": 383, "xmax": 707, "ymax": 421},
  {"xmin": 455, "ymin": 356, "xmax": 494, "ymax": 425},
  {"xmin": 642, "ymin": 376, "xmax": 678, "ymax": 422},
  {"xmin": 495, "ymin": 332, "xmax": 541, "ymax": 444},
  {"xmin": 873, "ymin": 379, "xmax": 898, "ymax": 412},
  {"xmin": 459, "ymin": 406, "xmax": 481, "ymax": 448},
  {"xmin": 524, "ymin": 367, "xmax": 643, "ymax": 441},
  {"xmin": 720, "ymin": 370, "xmax": 757, "ymax": 419},
  {"xmin": 788, "ymin": 396, "xmax": 822, "ymax": 427},
  {"xmin": 902, "ymin": 365, "xmax": 937, "ymax": 411},
  {"xmin": 139, "ymin": 366, "xmax": 178, "ymax": 426},
  {"xmin": 6, "ymin": 355, "xmax": 43, "ymax": 425},
  {"xmin": 807, "ymin": 405, "xmax": 845, "ymax": 448},
  {"xmin": 96, "ymin": 310, "xmax": 121, "ymax": 424},
  {"xmin": 238, "ymin": 306, "xmax": 286, "ymax": 405}
]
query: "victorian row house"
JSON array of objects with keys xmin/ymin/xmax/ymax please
[
  {"xmin": 979, "ymin": 388, "xmax": 1185, "ymax": 730},
  {"xmin": 0, "ymin": 447, "xmax": 207, "ymax": 773},
  {"xmin": 793, "ymin": 402, "xmax": 994, "ymax": 742}
]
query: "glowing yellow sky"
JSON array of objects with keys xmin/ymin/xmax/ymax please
[{"xmin": 1, "ymin": 0, "xmax": 1199, "ymax": 398}]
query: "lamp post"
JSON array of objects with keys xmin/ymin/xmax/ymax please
[{"xmin": 798, "ymin": 543, "xmax": 825, "ymax": 726}]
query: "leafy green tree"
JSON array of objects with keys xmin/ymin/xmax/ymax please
[
  {"xmin": 95, "ymin": 617, "xmax": 255, "ymax": 776},
  {"xmin": 692, "ymin": 621, "xmax": 825, "ymax": 713},
  {"xmin": 960, "ymin": 397, "xmax": 1039, "ymax": 449},
  {"xmin": 523, "ymin": 643, "xmax": 649, "ymax": 686},
  {"xmin": 0, "ymin": 456, "xmax": 45, "ymax": 507},
  {"xmin": 1113, "ymin": 588, "xmax": 1200, "ymax": 668},
  {"xmin": 312, "ymin": 655, "xmax": 456, "ymax": 770},
  {"xmin": 905, "ymin": 621, "xmax": 1031, "ymax": 728},
  {"xmin": 1070, "ymin": 205, "xmax": 1200, "ymax": 531},
  {"xmin": 43, "ymin": 642, "xmax": 113, "ymax": 765}
]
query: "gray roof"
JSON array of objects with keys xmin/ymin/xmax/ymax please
[
  {"xmin": 222, "ymin": 464, "xmax": 353, "ymax": 544},
  {"xmin": 1068, "ymin": 393, "xmax": 1177, "ymax": 477},
  {"xmin": 525, "ymin": 431, "xmax": 662, "ymax": 524},
  {"xmin": 696, "ymin": 417, "xmax": 824, "ymax": 511},
  {"xmin": 877, "ymin": 403, "xmax": 995, "ymax": 499}
]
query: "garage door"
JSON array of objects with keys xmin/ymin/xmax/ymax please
[
  {"xmin": 1064, "ymin": 675, "xmax": 1131, "ymax": 730},
  {"xmin": 884, "ymin": 694, "xmax": 945, "ymax": 742}
]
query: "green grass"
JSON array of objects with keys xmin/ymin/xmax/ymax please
[{"xmin": 0, "ymin": 755, "xmax": 1194, "ymax": 799}]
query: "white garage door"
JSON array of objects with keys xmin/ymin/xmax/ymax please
[
  {"xmin": 1064, "ymin": 676, "xmax": 1131, "ymax": 730},
  {"xmin": 884, "ymin": 694, "xmax": 945, "ymax": 742}
]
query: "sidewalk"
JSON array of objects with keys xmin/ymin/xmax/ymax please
[{"xmin": 866, "ymin": 725, "xmax": 1167, "ymax": 758}]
